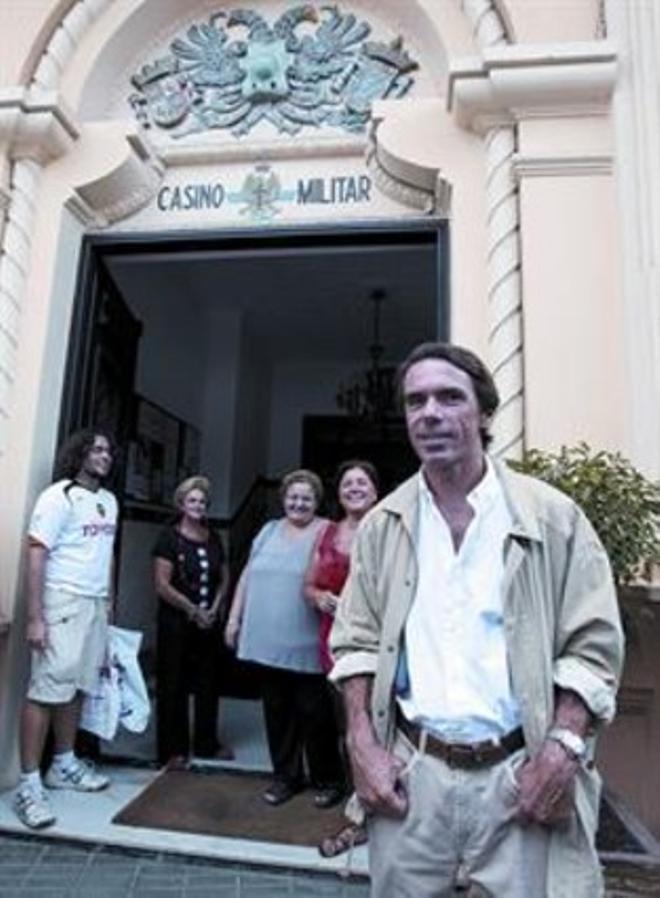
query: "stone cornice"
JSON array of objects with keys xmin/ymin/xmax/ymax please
[
  {"xmin": 366, "ymin": 147, "xmax": 435, "ymax": 214},
  {"xmin": 449, "ymin": 41, "xmax": 618, "ymax": 134},
  {"xmin": 513, "ymin": 153, "xmax": 613, "ymax": 178},
  {"xmin": 157, "ymin": 133, "xmax": 368, "ymax": 168},
  {"xmin": 367, "ymin": 107, "xmax": 452, "ymax": 217},
  {"xmin": 0, "ymin": 88, "xmax": 78, "ymax": 164}
]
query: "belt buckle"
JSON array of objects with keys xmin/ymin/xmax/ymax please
[{"xmin": 445, "ymin": 743, "xmax": 478, "ymax": 769}]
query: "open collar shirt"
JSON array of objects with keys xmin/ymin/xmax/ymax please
[{"xmin": 398, "ymin": 462, "xmax": 521, "ymax": 742}]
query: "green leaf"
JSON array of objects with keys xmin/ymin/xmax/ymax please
[{"xmin": 510, "ymin": 444, "xmax": 660, "ymax": 585}]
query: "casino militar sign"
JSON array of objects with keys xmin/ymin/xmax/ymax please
[{"xmin": 155, "ymin": 163, "xmax": 374, "ymax": 221}]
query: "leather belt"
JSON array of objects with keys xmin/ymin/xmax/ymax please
[{"xmin": 398, "ymin": 715, "xmax": 525, "ymax": 770}]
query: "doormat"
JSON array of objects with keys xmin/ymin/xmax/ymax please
[
  {"xmin": 112, "ymin": 767, "xmax": 346, "ymax": 847},
  {"xmin": 112, "ymin": 767, "xmax": 649, "ymax": 855}
]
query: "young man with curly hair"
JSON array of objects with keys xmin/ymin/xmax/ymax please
[{"xmin": 13, "ymin": 429, "xmax": 119, "ymax": 829}]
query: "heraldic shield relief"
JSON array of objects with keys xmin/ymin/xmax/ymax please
[{"xmin": 129, "ymin": 5, "xmax": 418, "ymax": 138}]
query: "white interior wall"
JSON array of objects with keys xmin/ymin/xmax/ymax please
[
  {"xmin": 132, "ymin": 295, "xmax": 206, "ymax": 431},
  {"xmin": 116, "ymin": 520, "xmax": 161, "ymax": 655},
  {"xmin": 130, "ymin": 292, "xmax": 246, "ymax": 517},
  {"xmin": 199, "ymin": 305, "xmax": 241, "ymax": 517},
  {"xmin": 229, "ymin": 319, "xmax": 271, "ymax": 510}
]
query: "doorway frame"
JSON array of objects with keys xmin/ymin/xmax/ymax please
[{"xmin": 59, "ymin": 218, "xmax": 449, "ymax": 444}]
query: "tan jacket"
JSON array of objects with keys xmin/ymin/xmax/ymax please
[{"xmin": 330, "ymin": 463, "xmax": 624, "ymax": 897}]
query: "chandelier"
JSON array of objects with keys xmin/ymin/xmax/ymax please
[{"xmin": 336, "ymin": 288, "xmax": 397, "ymax": 420}]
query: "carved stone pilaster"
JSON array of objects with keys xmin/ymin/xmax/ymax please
[
  {"xmin": 451, "ymin": 14, "xmax": 617, "ymax": 460},
  {"xmin": 458, "ymin": 0, "xmax": 524, "ymax": 459},
  {"xmin": 460, "ymin": 0, "xmax": 512, "ymax": 49},
  {"xmin": 0, "ymin": 158, "xmax": 41, "ymax": 457},
  {"xmin": 0, "ymin": 182, "xmax": 10, "ymax": 245},
  {"xmin": 0, "ymin": 0, "xmax": 113, "ymax": 457},
  {"xmin": 0, "ymin": 89, "xmax": 79, "ymax": 456},
  {"xmin": 484, "ymin": 125, "xmax": 523, "ymax": 459}
]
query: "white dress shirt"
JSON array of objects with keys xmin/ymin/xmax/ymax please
[{"xmin": 398, "ymin": 462, "xmax": 521, "ymax": 742}]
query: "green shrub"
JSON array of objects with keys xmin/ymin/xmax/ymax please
[{"xmin": 511, "ymin": 443, "xmax": 660, "ymax": 586}]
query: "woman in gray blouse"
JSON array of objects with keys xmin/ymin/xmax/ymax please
[{"xmin": 225, "ymin": 469, "xmax": 345, "ymax": 807}]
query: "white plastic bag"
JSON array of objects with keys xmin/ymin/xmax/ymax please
[
  {"xmin": 108, "ymin": 625, "xmax": 150, "ymax": 734},
  {"xmin": 80, "ymin": 663, "xmax": 121, "ymax": 740}
]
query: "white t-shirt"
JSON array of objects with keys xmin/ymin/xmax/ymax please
[{"xmin": 28, "ymin": 479, "xmax": 118, "ymax": 598}]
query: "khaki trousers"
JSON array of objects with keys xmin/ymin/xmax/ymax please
[{"xmin": 367, "ymin": 731, "xmax": 596, "ymax": 898}]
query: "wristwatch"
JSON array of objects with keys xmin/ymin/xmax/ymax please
[{"xmin": 546, "ymin": 727, "xmax": 587, "ymax": 762}]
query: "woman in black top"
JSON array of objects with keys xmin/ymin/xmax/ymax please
[{"xmin": 152, "ymin": 475, "xmax": 232, "ymax": 767}]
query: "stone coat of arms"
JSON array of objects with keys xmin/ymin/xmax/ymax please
[{"xmin": 129, "ymin": 5, "xmax": 418, "ymax": 138}]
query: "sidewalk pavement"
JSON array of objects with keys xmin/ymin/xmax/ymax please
[
  {"xmin": 1, "ymin": 831, "xmax": 660, "ymax": 897},
  {"xmin": 0, "ymin": 832, "xmax": 367, "ymax": 898}
]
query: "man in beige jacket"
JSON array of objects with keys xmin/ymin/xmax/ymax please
[{"xmin": 330, "ymin": 342, "xmax": 624, "ymax": 897}]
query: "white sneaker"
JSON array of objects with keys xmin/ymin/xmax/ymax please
[
  {"xmin": 13, "ymin": 786, "xmax": 56, "ymax": 829},
  {"xmin": 44, "ymin": 758, "xmax": 110, "ymax": 792}
]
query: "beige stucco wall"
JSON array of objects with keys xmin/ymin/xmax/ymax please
[
  {"xmin": 0, "ymin": 0, "xmax": 72, "ymax": 87},
  {"xmin": 0, "ymin": 1, "xmax": 656, "ymax": 838},
  {"xmin": 0, "ymin": 0, "xmax": 628, "ymax": 469},
  {"xmin": 504, "ymin": 0, "xmax": 601, "ymax": 42},
  {"xmin": 516, "ymin": 115, "xmax": 627, "ymax": 453},
  {"xmin": 0, "ymin": 2, "xmax": 627, "ymax": 618},
  {"xmin": 0, "ymin": 0, "xmax": 603, "ymax": 90}
]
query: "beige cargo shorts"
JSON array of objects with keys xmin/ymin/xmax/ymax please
[{"xmin": 27, "ymin": 587, "xmax": 109, "ymax": 704}]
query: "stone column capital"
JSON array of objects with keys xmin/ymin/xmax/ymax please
[
  {"xmin": 0, "ymin": 88, "xmax": 78, "ymax": 164},
  {"xmin": 448, "ymin": 41, "xmax": 617, "ymax": 134}
]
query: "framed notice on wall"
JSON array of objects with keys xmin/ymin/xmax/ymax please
[{"xmin": 125, "ymin": 396, "xmax": 201, "ymax": 506}]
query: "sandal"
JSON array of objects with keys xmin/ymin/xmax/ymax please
[{"xmin": 318, "ymin": 822, "xmax": 368, "ymax": 858}]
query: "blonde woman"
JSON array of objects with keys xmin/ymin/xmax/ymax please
[{"xmin": 153, "ymin": 476, "xmax": 232, "ymax": 767}]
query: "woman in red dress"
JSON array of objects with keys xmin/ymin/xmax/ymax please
[{"xmin": 304, "ymin": 460, "xmax": 379, "ymax": 855}]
